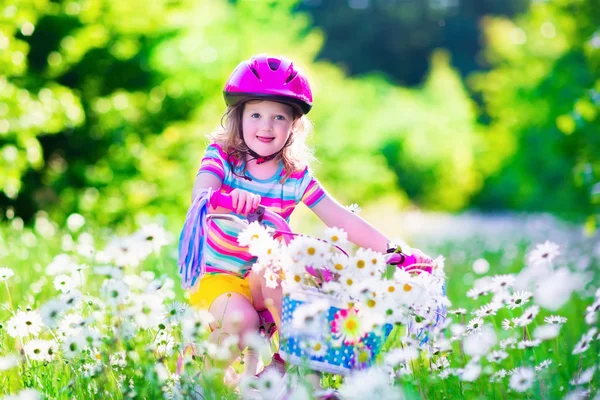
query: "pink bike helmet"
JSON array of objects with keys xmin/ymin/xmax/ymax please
[{"xmin": 223, "ymin": 54, "xmax": 313, "ymax": 115}]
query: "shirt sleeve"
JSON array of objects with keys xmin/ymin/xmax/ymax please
[
  {"xmin": 197, "ymin": 144, "xmax": 227, "ymax": 182},
  {"xmin": 299, "ymin": 168, "xmax": 327, "ymax": 208}
]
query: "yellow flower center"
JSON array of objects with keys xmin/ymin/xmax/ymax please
[
  {"xmin": 334, "ymin": 263, "xmax": 344, "ymax": 271},
  {"xmin": 387, "ymin": 286, "xmax": 395, "ymax": 293},
  {"xmin": 356, "ymin": 260, "xmax": 365, "ymax": 269},
  {"xmin": 371, "ymin": 258, "xmax": 378, "ymax": 265},
  {"xmin": 251, "ymin": 234, "xmax": 259, "ymax": 240},
  {"xmin": 346, "ymin": 278, "xmax": 354, "ymax": 286},
  {"xmin": 294, "ymin": 275, "xmax": 301, "ymax": 283},
  {"xmin": 367, "ymin": 299, "xmax": 376, "ymax": 308},
  {"xmin": 307, "ymin": 247, "xmax": 316, "ymax": 255},
  {"xmin": 357, "ymin": 350, "xmax": 369, "ymax": 363},
  {"xmin": 331, "ymin": 235, "xmax": 339, "ymax": 242},
  {"xmin": 403, "ymin": 283, "xmax": 412, "ymax": 292},
  {"xmin": 345, "ymin": 319, "xmax": 357, "ymax": 331},
  {"xmin": 313, "ymin": 343, "xmax": 322, "ymax": 351}
]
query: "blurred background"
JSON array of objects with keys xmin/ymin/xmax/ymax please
[{"xmin": 0, "ymin": 0, "xmax": 599, "ymax": 236}]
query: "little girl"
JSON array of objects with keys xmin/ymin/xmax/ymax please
[{"xmin": 179, "ymin": 54, "xmax": 431, "ymax": 382}]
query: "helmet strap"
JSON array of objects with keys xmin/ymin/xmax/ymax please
[{"xmin": 242, "ymin": 133, "xmax": 293, "ymax": 165}]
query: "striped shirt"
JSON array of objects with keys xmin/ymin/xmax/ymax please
[{"xmin": 198, "ymin": 143, "xmax": 326, "ymax": 277}]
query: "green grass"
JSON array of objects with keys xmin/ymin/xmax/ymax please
[{"xmin": 0, "ymin": 211, "xmax": 599, "ymax": 399}]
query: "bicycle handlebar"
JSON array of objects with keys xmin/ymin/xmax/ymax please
[
  {"xmin": 208, "ymin": 191, "xmax": 432, "ymax": 274},
  {"xmin": 209, "ymin": 191, "xmax": 293, "ymax": 238}
]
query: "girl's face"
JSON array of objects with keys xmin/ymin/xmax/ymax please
[{"xmin": 241, "ymin": 100, "xmax": 295, "ymax": 158}]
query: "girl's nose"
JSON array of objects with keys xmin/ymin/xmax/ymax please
[{"xmin": 262, "ymin": 120, "xmax": 274, "ymax": 132}]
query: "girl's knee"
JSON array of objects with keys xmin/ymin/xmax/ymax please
[{"xmin": 209, "ymin": 293, "xmax": 259, "ymax": 334}]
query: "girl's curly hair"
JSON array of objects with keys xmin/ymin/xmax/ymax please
[{"xmin": 208, "ymin": 100, "xmax": 315, "ymax": 183}]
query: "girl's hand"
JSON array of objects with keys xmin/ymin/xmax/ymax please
[
  {"xmin": 412, "ymin": 248, "xmax": 434, "ymax": 266},
  {"xmin": 230, "ymin": 189, "xmax": 261, "ymax": 215}
]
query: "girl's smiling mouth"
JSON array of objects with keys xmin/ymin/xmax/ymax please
[{"xmin": 256, "ymin": 136, "xmax": 275, "ymax": 143}]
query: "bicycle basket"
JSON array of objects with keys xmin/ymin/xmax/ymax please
[{"xmin": 279, "ymin": 287, "xmax": 393, "ymax": 376}]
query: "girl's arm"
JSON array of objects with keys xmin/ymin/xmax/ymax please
[
  {"xmin": 192, "ymin": 173, "xmax": 260, "ymax": 215},
  {"xmin": 310, "ymin": 194, "xmax": 389, "ymax": 253},
  {"xmin": 191, "ymin": 172, "xmax": 222, "ymax": 202},
  {"xmin": 191, "ymin": 172, "xmax": 230, "ymax": 214}
]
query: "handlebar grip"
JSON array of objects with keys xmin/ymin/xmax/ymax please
[{"xmin": 209, "ymin": 191, "xmax": 234, "ymax": 211}]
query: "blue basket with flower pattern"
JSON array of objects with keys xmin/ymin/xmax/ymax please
[{"xmin": 279, "ymin": 288, "xmax": 393, "ymax": 376}]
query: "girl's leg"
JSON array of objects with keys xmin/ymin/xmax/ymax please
[
  {"xmin": 207, "ymin": 292, "xmax": 259, "ymax": 371},
  {"xmin": 249, "ymin": 270, "xmax": 286, "ymax": 375},
  {"xmin": 249, "ymin": 270, "xmax": 283, "ymax": 331}
]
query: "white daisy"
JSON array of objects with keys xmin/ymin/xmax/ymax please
[
  {"xmin": 39, "ymin": 298, "xmax": 68, "ymax": 328},
  {"xmin": 527, "ymin": 240, "xmax": 560, "ymax": 267},
  {"xmin": 490, "ymin": 274, "xmax": 515, "ymax": 292},
  {"xmin": 238, "ymin": 222, "xmax": 272, "ymax": 248},
  {"xmin": 533, "ymin": 324, "xmax": 561, "ymax": 340},
  {"xmin": 301, "ymin": 338, "xmax": 328, "ymax": 358},
  {"xmin": 53, "ymin": 274, "xmax": 75, "ymax": 293},
  {"xmin": 572, "ymin": 327, "xmax": 598, "ymax": 355},
  {"xmin": 499, "ymin": 337, "xmax": 518, "ymax": 349},
  {"xmin": 517, "ymin": 339, "xmax": 542, "ymax": 349},
  {"xmin": 535, "ymin": 359, "xmax": 552, "ymax": 371},
  {"xmin": 509, "ymin": 367, "xmax": 536, "ymax": 392},
  {"xmin": 128, "ymin": 293, "xmax": 166, "ymax": 329},
  {"xmin": 466, "ymin": 286, "xmax": 489, "ymax": 300},
  {"xmin": 516, "ymin": 305, "xmax": 540, "ymax": 327},
  {"xmin": 153, "ymin": 330, "xmax": 175, "ymax": 356},
  {"xmin": 463, "ymin": 325, "xmax": 496, "ymax": 357},
  {"xmin": 109, "ymin": 351, "xmax": 127, "ymax": 368},
  {"xmin": 101, "ymin": 278, "xmax": 129, "ymax": 306},
  {"xmin": 288, "ymin": 236, "xmax": 329, "ymax": 267},
  {"xmin": 345, "ymin": 203, "xmax": 361, "ymax": 214},
  {"xmin": 57, "ymin": 313, "xmax": 87, "ymax": 337},
  {"xmin": 46, "ymin": 254, "xmax": 78, "ymax": 275},
  {"xmin": 103, "ymin": 236, "xmax": 148, "ymax": 268},
  {"xmin": 544, "ymin": 315, "xmax": 567, "ymax": 325},
  {"xmin": 93, "ymin": 266, "xmax": 123, "ymax": 280},
  {"xmin": 506, "ymin": 290, "xmax": 532, "ymax": 310},
  {"xmin": 5, "ymin": 310, "xmax": 45, "ymax": 338},
  {"xmin": 133, "ymin": 223, "xmax": 172, "ymax": 253},
  {"xmin": 501, "ymin": 318, "xmax": 517, "ymax": 331},
  {"xmin": 182, "ymin": 308, "xmax": 214, "ymax": 342},
  {"xmin": 466, "ymin": 317, "xmax": 484, "ymax": 333},
  {"xmin": 164, "ymin": 301, "xmax": 188, "ymax": 324},
  {"xmin": 23, "ymin": 339, "xmax": 57, "ymax": 362},
  {"xmin": 570, "ymin": 365, "xmax": 596, "ymax": 386},
  {"xmin": 61, "ymin": 335, "xmax": 88, "ymax": 359},
  {"xmin": 486, "ymin": 350, "xmax": 509, "ymax": 363},
  {"xmin": 584, "ymin": 310, "xmax": 597, "ymax": 325},
  {"xmin": 491, "ymin": 369, "xmax": 508, "ymax": 382},
  {"xmin": 433, "ymin": 357, "xmax": 450, "ymax": 370},
  {"xmin": 460, "ymin": 362, "xmax": 482, "ymax": 382},
  {"xmin": 0, "ymin": 267, "xmax": 14, "ymax": 282},
  {"xmin": 0, "ymin": 355, "xmax": 19, "ymax": 371},
  {"xmin": 324, "ymin": 226, "xmax": 348, "ymax": 248},
  {"xmin": 383, "ymin": 347, "xmax": 419, "ymax": 367},
  {"xmin": 473, "ymin": 303, "xmax": 502, "ymax": 318},
  {"xmin": 2, "ymin": 388, "xmax": 41, "ymax": 400}
]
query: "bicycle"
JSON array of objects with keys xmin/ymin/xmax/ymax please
[{"xmin": 196, "ymin": 191, "xmax": 446, "ymax": 398}]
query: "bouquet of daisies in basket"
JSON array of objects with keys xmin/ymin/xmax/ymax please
[{"xmin": 238, "ymin": 222, "xmax": 450, "ymax": 371}]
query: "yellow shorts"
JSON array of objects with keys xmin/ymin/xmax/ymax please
[{"xmin": 189, "ymin": 273, "xmax": 252, "ymax": 310}]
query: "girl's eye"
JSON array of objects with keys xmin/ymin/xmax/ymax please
[
  {"xmin": 251, "ymin": 113, "xmax": 260, "ymax": 118},
  {"xmin": 275, "ymin": 115, "xmax": 286, "ymax": 121}
]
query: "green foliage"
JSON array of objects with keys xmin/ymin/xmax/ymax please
[
  {"xmin": 0, "ymin": 0, "xmax": 482, "ymax": 229},
  {"xmin": 470, "ymin": 0, "xmax": 600, "ymax": 226}
]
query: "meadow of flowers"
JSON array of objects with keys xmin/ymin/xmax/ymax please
[{"xmin": 0, "ymin": 209, "xmax": 599, "ymax": 399}]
